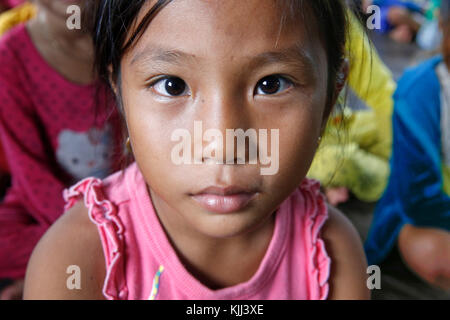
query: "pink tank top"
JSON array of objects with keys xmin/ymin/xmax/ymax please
[{"xmin": 63, "ymin": 162, "xmax": 331, "ymax": 300}]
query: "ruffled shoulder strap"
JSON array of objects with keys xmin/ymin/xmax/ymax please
[
  {"xmin": 63, "ymin": 176, "xmax": 128, "ymax": 300},
  {"xmin": 299, "ymin": 178, "xmax": 331, "ymax": 300}
]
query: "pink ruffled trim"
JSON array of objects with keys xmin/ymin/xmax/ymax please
[
  {"xmin": 63, "ymin": 178, "xmax": 128, "ymax": 300},
  {"xmin": 300, "ymin": 178, "xmax": 331, "ymax": 300}
]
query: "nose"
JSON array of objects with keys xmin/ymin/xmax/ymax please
[{"xmin": 194, "ymin": 90, "xmax": 257, "ymax": 165}]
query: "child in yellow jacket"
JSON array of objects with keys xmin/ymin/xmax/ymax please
[{"xmin": 307, "ymin": 11, "xmax": 396, "ymax": 205}]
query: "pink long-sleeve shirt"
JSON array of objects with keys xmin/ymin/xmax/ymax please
[{"xmin": 0, "ymin": 24, "xmax": 119, "ymax": 279}]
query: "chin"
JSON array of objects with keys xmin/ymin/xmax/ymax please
[{"xmin": 190, "ymin": 210, "xmax": 270, "ymax": 239}]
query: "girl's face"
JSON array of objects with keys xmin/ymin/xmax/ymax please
[{"xmin": 120, "ymin": 0, "xmax": 331, "ymax": 239}]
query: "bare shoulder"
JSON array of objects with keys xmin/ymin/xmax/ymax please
[
  {"xmin": 24, "ymin": 201, "xmax": 106, "ymax": 300},
  {"xmin": 321, "ymin": 205, "xmax": 370, "ymax": 300}
]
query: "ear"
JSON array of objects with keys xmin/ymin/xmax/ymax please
[
  {"xmin": 320, "ymin": 59, "xmax": 349, "ymax": 133},
  {"xmin": 108, "ymin": 65, "xmax": 118, "ymax": 95}
]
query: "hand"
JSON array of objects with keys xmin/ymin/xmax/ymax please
[
  {"xmin": 390, "ymin": 25, "xmax": 415, "ymax": 43},
  {"xmin": 0, "ymin": 279, "xmax": 24, "ymax": 300},
  {"xmin": 325, "ymin": 187, "xmax": 350, "ymax": 206}
]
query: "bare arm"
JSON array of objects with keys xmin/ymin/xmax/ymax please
[
  {"xmin": 322, "ymin": 205, "xmax": 370, "ymax": 300},
  {"xmin": 23, "ymin": 201, "xmax": 106, "ymax": 300}
]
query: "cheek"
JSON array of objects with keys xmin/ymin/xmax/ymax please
[
  {"xmin": 267, "ymin": 88, "xmax": 327, "ymax": 188},
  {"xmin": 279, "ymin": 109, "xmax": 322, "ymax": 173},
  {"xmin": 128, "ymin": 112, "xmax": 177, "ymax": 170},
  {"xmin": 122, "ymin": 90, "xmax": 180, "ymax": 172},
  {"xmin": 252, "ymin": 103, "xmax": 324, "ymax": 208},
  {"xmin": 127, "ymin": 109, "xmax": 187, "ymax": 205}
]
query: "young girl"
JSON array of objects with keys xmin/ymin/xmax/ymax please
[
  {"xmin": 23, "ymin": 0, "xmax": 369, "ymax": 300},
  {"xmin": 0, "ymin": 0, "xmax": 120, "ymax": 299}
]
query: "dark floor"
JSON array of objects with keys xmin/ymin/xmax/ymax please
[{"xmin": 338, "ymin": 31, "xmax": 450, "ymax": 299}]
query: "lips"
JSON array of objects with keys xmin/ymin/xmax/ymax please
[{"xmin": 190, "ymin": 186, "xmax": 258, "ymax": 214}]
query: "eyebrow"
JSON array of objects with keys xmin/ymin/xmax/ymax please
[
  {"xmin": 248, "ymin": 45, "xmax": 316, "ymax": 76},
  {"xmin": 130, "ymin": 47, "xmax": 196, "ymax": 66},
  {"xmin": 130, "ymin": 44, "xmax": 317, "ymax": 76}
]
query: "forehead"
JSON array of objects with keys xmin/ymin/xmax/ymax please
[{"xmin": 123, "ymin": 0, "xmax": 326, "ymax": 74}]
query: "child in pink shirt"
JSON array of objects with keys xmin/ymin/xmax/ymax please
[
  {"xmin": 0, "ymin": 0, "xmax": 119, "ymax": 298},
  {"xmin": 24, "ymin": 0, "xmax": 369, "ymax": 300}
]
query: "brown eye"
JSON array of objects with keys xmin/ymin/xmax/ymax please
[
  {"xmin": 255, "ymin": 75, "xmax": 293, "ymax": 95},
  {"xmin": 151, "ymin": 76, "xmax": 189, "ymax": 97}
]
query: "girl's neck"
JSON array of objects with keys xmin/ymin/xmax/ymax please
[{"xmin": 26, "ymin": 8, "xmax": 95, "ymax": 85}]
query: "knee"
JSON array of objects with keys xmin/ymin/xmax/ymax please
[{"xmin": 398, "ymin": 225, "xmax": 450, "ymax": 288}]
